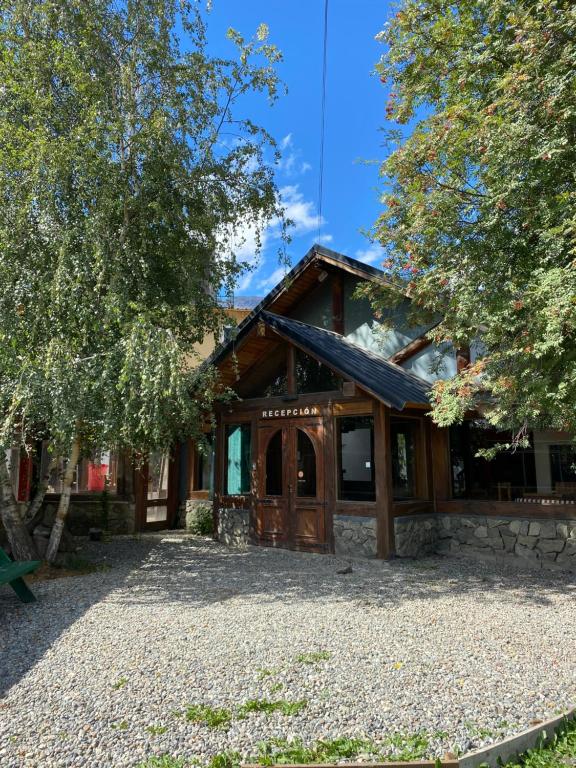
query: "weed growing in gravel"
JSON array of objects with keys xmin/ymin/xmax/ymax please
[
  {"xmin": 113, "ymin": 677, "xmax": 128, "ymax": 690},
  {"xmin": 295, "ymin": 650, "xmax": 331, "ymax": 664},
  {"xmin": 184, "ymin": 705, "xmax": 232, "ymax": 730},
  {"xmin": 111, "ymin": 720, "xmax": 129, "ymax": 731},
  {"xmin": 256, "ymin": 667, "xmax": 280, "ymax": 679},
  {"xmin": 136, "ymin": 757, "xmax": 188, "ymax": 768},
  {"xmin": 384, "ymin": 731, "xmax": 431, "ymax": 761},
  {"xmin": 500, "ymin": 716, "xmax": 576, "ymax": 767},
  {"xmin": 253, "ymin": 736, "xmax": 381, "ymax": 764},
  {"xmin": 237, "ymin": 698, "xmax": 307, "ymax": 719},
  {"xmin": 146, "ymin": 725, "xmax": 168, "ymax": 736},
  {"xmin": 269, "ymin": 682, "xmax": 283, "ymax": 694},
  {"xmin": 207, "ymin": 752, "xmax": 242, "ymax": 768}
]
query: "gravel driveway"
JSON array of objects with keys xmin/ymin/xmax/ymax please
[{"xmin": 1, "ymin": 533, "xmax": 575, "ymax": 767}]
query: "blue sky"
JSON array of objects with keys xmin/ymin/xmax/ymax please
[{"xmin": 203, "ymin": 1, "xmax": 395, "ymax": 297}]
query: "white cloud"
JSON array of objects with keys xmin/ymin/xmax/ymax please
[
  {"xmin": 257, "ymin": 265, "xmax": 289, "ymax": 291},
  {"xmin": 279, "ymin": 185, "xmax": 323, "ymax": 235},
  {"xmin": 355, "ymin": 244, "xmax": 384, "ymax": 265},
  {"xmin": 277, "ymin": 134, "xmax": 312, "ymax": 178},
  {"xmin": 316, "ymin": 233, "xmax": 333, "ymax": 245}
]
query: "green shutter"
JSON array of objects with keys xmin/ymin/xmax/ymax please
[{"xmin": 226, "ymin": 425, "xmax": 251, "ymax": 495}]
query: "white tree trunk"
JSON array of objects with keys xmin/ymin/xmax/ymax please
[
  {"xmin": 24, "ymin": 456, "xmax": 56, "ymax": 531},
  {"xmin": 0, "ymin": 456, "xmax": 38, "ymax": 560},
  {"xmin": 45, "ymin": 436, "xmax": 81, "ymax": 564}
]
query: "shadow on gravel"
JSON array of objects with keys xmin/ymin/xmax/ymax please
[
  {"xmin": 0, "ymin": 536, "xmax": 163, "ymax": 696},
  {"xmin": 113, "ymin": 534, "xmax": 576, "ymax": 612},
  {"xmin": 2, "ymin": 532, "xmax": 574, "ymax": 697}
]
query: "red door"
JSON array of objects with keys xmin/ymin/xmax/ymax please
[{"xmin": 254, "ymin": 417, "xmax": 326, "ymax": 552}]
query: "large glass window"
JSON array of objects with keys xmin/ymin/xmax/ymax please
[
  {"xmin": 550, "ymin": 445, "xmax": 576, "ymax": 486},
  {"xmin": 297, "ymin": 429, "xmax": 317, "ymax": 497},
  {"xmin": 265, "ymin": 430, "xmax": 283, "ymax": 496},
  {"xmin": 337, "ymin": 416, "xmax": 375, "ymax": 501},
  {"xmin": 449, "ymin": 422, "xmax": 536, "ymax": 499},
  {"xmin": 40, "ymin": 442, "xmax": 118, "ymax": 494},
  {"xmin": 225, "ymin": 424, "xmax": 251, "ymax": 495},
  {"xmin": 391, "ymin": 419, "xmax": 418, "ymax": 499}
]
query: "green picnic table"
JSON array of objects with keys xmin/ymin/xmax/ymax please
[{"xmin": 0, "ymin": 546, "xmax": 41, "ymax": 603}]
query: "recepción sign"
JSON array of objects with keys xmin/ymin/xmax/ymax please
[{"xmin": 261, "ymin": 406, "xmax": 320, "ymax": 418}]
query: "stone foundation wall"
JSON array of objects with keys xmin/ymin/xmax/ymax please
[
  {"xmin": 394, "ymin": 514, "xmax": 576, "ymax": 572},
  {"xmin": 42, "ymin": 499, "xmax": 135, "ymax": 536},
  {"xmin": 217, "ymin": 508, "xmax": 250, "ymax": 549},
  {"xmin": 333, "ymin": 515, "xmax": 377, "ymax": 558}
]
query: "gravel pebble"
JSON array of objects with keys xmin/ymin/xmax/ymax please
[{"xmin": 1, "ymin": 532, "xmax": 575, "ymax": 767}]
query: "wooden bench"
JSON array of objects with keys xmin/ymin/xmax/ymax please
[{"xmin": 0, "ymin": 546, "xmax": 41, "ymax": 603}]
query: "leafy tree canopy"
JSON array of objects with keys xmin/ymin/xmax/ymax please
[
  {"xmin": 0, "ymin": 0, "xmax": 284, "ymax": 459},
  {"xmin": 366, "ymin": 0, "xmax": 576, "ymax": 443}
]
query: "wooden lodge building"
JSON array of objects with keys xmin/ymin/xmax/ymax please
[
  {"xmin": 185, "ymin": 246, "xmax": 576, "ymax": 569},
  {"xmin": 7, "ymin": 245, "xmax": 576, "ymax": 569}
]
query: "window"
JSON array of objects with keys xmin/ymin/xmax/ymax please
[
  {"xmin": 41, "ymin": 442, "xmax": 118, "ymax": 494},
  {"xmin": 225, "ymin": 424, "xmax": 251, "ymax": 495},
  {"xmin": 193, "ymin": 436, "xmax": 214, "ymax": 493},
  {"xmin": 265, "ymin": 430, "xmax": 283, "ymax": 496},
  {"xmin": 337, "ymin": 416, "xmax": 375, "ymax": 501},
  {"xmin": 449, "ymin": 422, "xmax": 536, "ymax": 499},
  {"xmin": 550, "ymin": 445, "xmax": 576, "ymax": 486},
  {"xmin": 391, "ymin": 419, "xmax": 418, "ymax": 499},
  {"xmin": 297, "ymin": 429, "xmax": 317, "ymax": 497},
  {"xmin": 295, "ymin": 350, "xmax": 342, "ymax": 394}
]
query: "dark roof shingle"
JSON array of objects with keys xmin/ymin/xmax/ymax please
[{"xmin": 261, "ymin": 311, "xmax": 430, "ymax": 410}]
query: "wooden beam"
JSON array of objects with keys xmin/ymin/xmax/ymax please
[
  {"xmin": 389, "ymin": 335, "xmax": 431, "ymax": 365},
  {"xmin": 374, "ymin": 402, "xmax": 395, "ymax": 558}
]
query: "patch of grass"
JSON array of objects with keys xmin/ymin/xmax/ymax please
[
  {"xmin": 295, "ymin": 650, "xmax": 331, "ymax": 664},
  {"xmin": 184, "ymin": 704, "xmax": 232, "ymax": 730},
  {"xmin": 111, "ymin": 720, "xmax": 129, "ymax": 731},
  {"xmin": 113, "ymin": 676, "xmax": 128, "ymax": 690},
  {"xmin": 136, "ymin": 757, "xmax": 188, "ymax": 768},
  {"xmin": 501, "ymin": 716, "xmax": 576, "ymax": 768},
  {"xmin": 237, "ymin": 698, "xmax": 307, "ymax": 719},
  {"xmin": 384, "ymin": 731, "xmax": 431, "ymax": 761},
  {"xmin": 269, "ymin": 682, "xmax": 284, "ymax": 694},
  {"xmin": 207, "ymin": 752, "xmax": 242, "ymax": 768},
  {"xmin": 256, "ymin": 667, "xmax": 279, "ymax": 679},
  {"xmin": 146, "ymin": 725, "xmax": 168, "ymax": 736},
  {"xmin": 253, "ymin": 736, "xmax": 381, "ymax": 765}
]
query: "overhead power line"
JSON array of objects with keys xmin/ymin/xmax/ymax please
[{"xmin": 317, "ymin": 0, "xmax": 329, "ymax": 243}]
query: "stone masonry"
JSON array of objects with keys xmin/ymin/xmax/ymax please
[
  {"xmin": 217, "ymin": 508, "xmax": 250, "ymax": 549},
  {"xmin": 333, "ymin": 514, "xmax": 377, "ymax": 558},
  {"xmin": 394, "ymin": 514, "xmax": 576, "ymax": 572}
]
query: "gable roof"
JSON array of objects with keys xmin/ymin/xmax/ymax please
[
  {"xmin": 260, "ymin": 312, "xmax": 430, "ymax": 410},
  {"xmin": 208, "ymin": 244, "xmax": 393, "ymax": 368}
]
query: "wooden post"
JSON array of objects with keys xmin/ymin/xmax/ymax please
[{"xmin": 374, "ymin": 402, "xmax": 395, "ymax": 559}]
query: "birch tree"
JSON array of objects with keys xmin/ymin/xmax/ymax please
[{"xmin": 0, "ymin": 0, "xmax": 284, "ymax": 560}]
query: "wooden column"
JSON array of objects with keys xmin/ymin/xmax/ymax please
[
  {"xmin": 213, "ymin": 412, "xmax": 225, "ymax": 535},
  {"xmin": 430, "ymin": 423, "xmax": 451, "ymax": 506},
  {"xmin": 323, "ymin": 403, "xmax": 336, "ymax": 553},
  {"xmin": 374, "ymin": 401, "xmax": 395, "ymax": 559}
]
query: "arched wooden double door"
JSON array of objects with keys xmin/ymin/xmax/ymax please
[{"xmin": 254, "ymin": 418, "xmax": 327, "ymax": 552}]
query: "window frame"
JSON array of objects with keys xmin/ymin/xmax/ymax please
[{"xmin": 336, "ymin": 414, "xmax": 376, "ymax": 503}]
